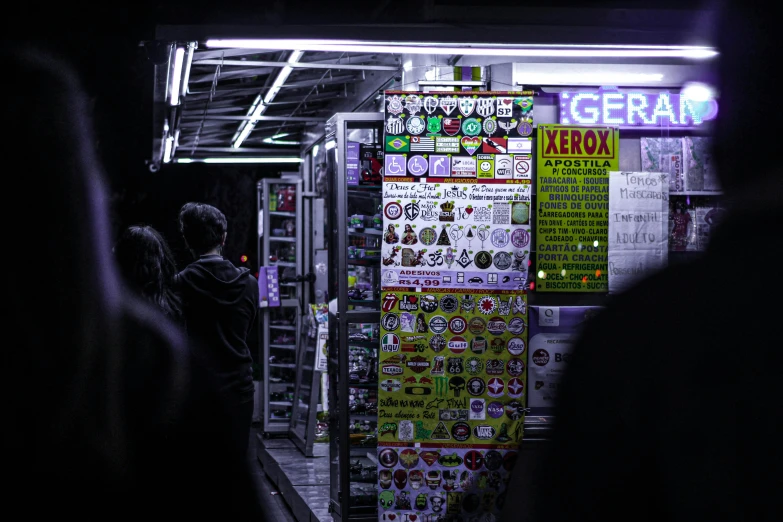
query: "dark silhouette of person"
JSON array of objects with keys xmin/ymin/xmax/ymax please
[
  {"xmin": 504, "ymin": 3, "xmax": 779, "ymax": 521},
  {"xmin": 5, "ymin": 44, "xmax": 264, "ymax": 519},
  {"xmin": 174, "ymin": 202, "xmax": 259, "ymax": 455},
  {"xmin": 114, "ymin": 224, "xmax": 183, "ymax": 324}
]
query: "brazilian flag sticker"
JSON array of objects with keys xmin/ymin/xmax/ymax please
[{"xmin": 386, "ymin": 135, "xmax": 410, "ymax": 152}]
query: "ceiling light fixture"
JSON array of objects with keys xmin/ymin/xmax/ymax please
[
  {"xmin": 418, "ymin": 80, "xmax": 485, "ymax": 87},
  {"xmin": 232, "ymin": 50, "xmax": 304, "ymax": 149},
  {"xmin": 262, "ymin": 133, "xmax": 301, "ymax": 146},
  {"xmin": 181, "ymin": 42, "xmax": 197, "ymax": 97},
  {"xmin": 175, "ymin": 157, "xmax": 303, "ymax": 164},
  {"xmin": 515, "ymin": 72, "xmax": 663, "ymax": 85},
  {"xmin": 163, "ymin": 137, "xmax": 174, "ymax": 163},
  {"xmin": 169, "ymin": 47, "xmax": 185, "ymax": 105},
  {"xmin": 206, "ymin": 39, "xmax": 718, "ymax": 59},
  {"xmin": 325, "ymin": 140, "xmax": 337, "ymax": 151}
]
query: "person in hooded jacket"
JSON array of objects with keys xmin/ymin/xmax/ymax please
[{"xmin": 175, "ymin": 202, "xmax": 259, "ymax": 454}]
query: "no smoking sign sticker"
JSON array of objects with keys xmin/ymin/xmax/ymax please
[{"xmin": 513, "ymin": 155, "xmax": 531, "ymax": 180}]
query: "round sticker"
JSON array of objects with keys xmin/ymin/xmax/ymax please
[
  {"xmin": 382, "ymin": 313, "xmax": 400, "ymax": 331},
  {"xmin": 507, "ymin": 377, "xmax": 525, "ymax": 398},
  {"xmin": 486, "ymin": 317, "xmax": 507, "ymax": 336},
  {"xmin": 490, "ymin": 338, "xmax": 505, "ymax": 354},
  {"xmin": 461, "ymin": 118, "xmax": 481, "ymax": 136},
  {"xmin": 507, "ymin": 317, "xmax": 526, "ymax": 335},
  {"xmin": 448, "ymin": 316, "xmax": 467, "ymax": 334},
  {"xmin": 490, "ymin": 228, "xmax": 509, "ymax": 248},
  {"xmin": 429, "ymin": 334, "xmax": 447, "ymax": 352},
  {"xmin": 485, "ymin": 359, "xmax": 505, "ymax": 375},
  {"xmin": 470, "ymin": 336, "xmax": 487, "ymax": 354},
  {"xmin": 406, "ymin": 116, "xmax": 425, "ymax": 135},
  {"xmin": 379, "ymin": 448, "xmax": 399, "ymax": 468},
  {"xmin": 487, "ymin": 377, "xmax": 505, "ymax": 398},
  {"xmin": 474, "ymin": 251, "xmax": 492, "ymax": 269},
  {"xmin": 511, "ymin": 228, "xmax": 530, "ymax": 248},
  {"xmin": 428, "ymin": 315, "xmax": 448, "ymax": 334},
  {"xmin": 384, "ymin": 202, "xmax": 403, "ymax": 220},
  {"xmin": 506, "ymin": 337, "xmax": 526, "ymax": 356},
  {"xmin": 505, "ymin": 400, "xmax": 525, "ymax": 420},
  {"xmin": 439, "ymin": 295, "xmax": 459, "ymax": 313},
  {"xmin": 506, "ymin": 358, "xmax": 525, "ymax": 377},
  {"xmin": 532, "ymin": 348, "xmax": 550, "ymax": 366},
  {"xmin": 463, "ymin": 450, "xmax": 484, "ymax": 471},
  {"xmin": 420, "ymin": 294, "xmax": 438, "ymax": 313},
  {"xmin": 477, "ymin": 296, "xmax": 497, "ymax": 315},
  {"xmin": 503, "ymin": 452, "xmax": 518, "ymax": 471},
  {"xmin": 451, "ymin": 422, "xmax": 471, "ymax": 442},
  {"xmin": 484, "ymin": 450, "xmax": 503, "ymax": 471},
  {"xmin": 419, "ymin": 227, "xmax": 437, "ymax": 246},
  {"xmin": 466, "ymin": 357, "xmax": 483, "ymax": 375},
  {"xmin": 447, "ymin": 336, "xmax": 467, "ymax": 354},
  {"xmin": 486, "ymin": 401, "xmax": 505, "ymax": 419},
  {"xmin": 399, "ymin": 448, "xmax": 420, "ymax": 469},
  {"xmin": 467, "ymin": 377, "xmax": 486, "ymax": 396},
  {"xmin": 493, "ymin": 251, "xmax": 512, "ymax": 270},
  {"xmin": 468, "ymin": 317, "xmax": 486, "ymax": 335}
]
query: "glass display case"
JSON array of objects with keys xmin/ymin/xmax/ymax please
[
  {"xmin": 260, "ymin": 178, "xmax": 304, "ymax": 434},
  {"xmin": 325, "ymin": 113, "xmax": 384, "ymax": 522}
]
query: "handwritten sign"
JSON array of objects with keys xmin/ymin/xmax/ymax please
[{"xmin": 607, "ymin": 171, "xmax": 670, "ymax": 294}]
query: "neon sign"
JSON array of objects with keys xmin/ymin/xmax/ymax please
[{"xmin": 560, "ymin": 90, "xmax": 716, "ymax": 128}]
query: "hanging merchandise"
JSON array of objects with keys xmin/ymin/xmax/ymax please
[
  {"xmin": 379, "ymin": 90, "xmax": 532, "ymax": 521},
  {"xmin": 535, "ymin": 124, "xmax": 620, "ymax": 292}
]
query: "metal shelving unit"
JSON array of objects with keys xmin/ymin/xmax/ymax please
[{"xmin": 325, "ymin": 112, "xmax": 384, "ymax": 522}]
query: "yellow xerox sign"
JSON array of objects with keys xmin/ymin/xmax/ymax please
[{"xmin": 535, "ymin": 125, "xmax": 620, "ymax": 292}]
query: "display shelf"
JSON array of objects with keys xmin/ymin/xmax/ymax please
[
  {"xmin": 269, "ymin": 211, "xmax": 297, "ymax": 217},
  {"xmin": 270, "ymin": 325, "xmax": 297, "ymax": 331},
  {"xmin": 269, "ymin": 401, "xmax": 294, "ymax": 406},
  {"xmin": 270, "ymin": 261, "xmax": 297, "ymax": 268},
  {"xmin": 270, "ymin": 363, "xmax": 297, "ymax": 368},
  {"xmin": 269, "ymin": 344, "xmax": 297, "ymax": 350},
  {"xmin": 347, "ymin": 257, "xmax": 381, "ymax": 266},
  {"xmin": 347, "ymin": 228, "xmax": 382, "ymax": 237},
  {"xmin": 347, "ymin": 299, "xmax": 380, "ymax": 306},
  {"xmin": 347, "ymin": 184, "xmax": 381, "ymax": 192},
  {"xmin": 269, "ymin": 236, "xmax": 297, "ymax": 242}
]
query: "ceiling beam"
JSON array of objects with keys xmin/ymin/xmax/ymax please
[
  {"xmin": 192, "ymin": 59, "xmax": 399, "ymax": 72},
  {"xmin": 181, "ymin": 115, "xmax": 328, "ymax": 122}
]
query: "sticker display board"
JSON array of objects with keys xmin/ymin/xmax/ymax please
[
  {"xmin": 380, "ymin": 91, "xmax": 530, "ymax": 521},
  {"xmin": 535, "ymin": 124, "xmax": 620, "ymax": 292},
  {"xmin": 607, "ymin": 171, "xmax": 670, "ymax": 294},
  {"xmin": 527, "ymin": 306, "xmax": 603, "ymax": 415}
]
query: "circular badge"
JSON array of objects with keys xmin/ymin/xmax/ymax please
[
  {"xmin": 511, "ymin": 228, "xmax": 530, "ymax": 248},
  {"xmin": 483, "ymin": 118, "xmax": 498, "ymax": 136},
  {"xmin": 485, "ymin": 359, "xmax": 505, "ymax": 375},
  {"xmin": 448, "ymin": 316, "xmax": 467, "ymax": 334},
  {"xmin": 379, "ymin": 448, "xmax": 399, "ymax": 468},
  {"xmin": 506, "ymin": 337, "xmax": 526, "ymax": 356},
  {"xmin": 532, "ymin": 348, "xmax": 550, "ymax": 366},
  {"xmin": 490, "ymin": 338, "xmax": 505, "ymax": 354},
  {"xmin": 428, "ymin": 315, "xmax": 448, "ymax": 334},
  {"xmin": 463, "ymin": 450, "xmax": 484, "ymax": 471},
  {"xmin": 467, "ymin": 377, "xmax": 486, "ymax": 396},
  {"xmin": 381, "ymin": 333, "xmax": 400, "ymax": 352},
  {"xmin": 382, "ymin": 313, "xmax": 400, "ymax": 331},
  {"xmin": 406, "ymin": 116, "xmax": 425, "ymax": 135},
  {"xmin": 486, "ymin": 317, "xmax": 507, "ymax": 336},
  {"xmin": 399, "ymin": 448, "xmax": 420, "ymax": 469},
  {"xmin": 477, "ymin": 296, "xmax": 497, "ymax": 315},
  {"xmin": 419, "ymin": 294, "xmax": 438, "ymax": 313},
  {"xmin": 484, "ymin": 450, "xmax": 503, "ymax": 471},
  {"xmin": 439, "ymin": 295, "xmax": 459, "ymax": 313},
  {"xmin": 503, "ymin": 452, "xmax": 518, "ymax": 471},
  {"xmin": 493, "ymin": 251, "xmax": 512, "ymax": 270},
  {"xmin": 466, "ymin": 357, "xmax": 483, "ymax": 375},
  {"xmin": 384, "ymin": 202, "xmax": 402, "ymax": 220},
  {"xmin": 461, "ymin": 118, "xmax": 481, "ymax": 136},
  {"xmin": 487, "ymin": 401, "xmax": 505, "ymax": 419},
  {"xmin": 490, "ymin": 228, "xmax": 509, "ymax": 248},
  {"xmin": 459, "ymin": 470, "xmax": 475, "ymax": 490},
  {"xmin": 507, "ymin": 377, "xmax": 525, "ymax": 398},
  {"xmin": 487, "ymin": 377, "xmax": 505, "ymax": 398},
  {"xmin": 451, "ymin": 422, "xmax": 471, "ymax": 442},
  {"xmin": 468, "ymin": 317, "xmax": 486, "ymax": 335},
  {"xmin": 418, "ymin": 227, "xmax": 437, "ymax": 246},
  {"xmin": 507, "ymin": 317, "xmax": 526, "ymax": 335},
  {"xmin": 447, "ymin": 336, "xmax": 467, "ymax": 354},
  {"xmin": 407, "ymin": 155, "xmax": 429, "ymax": 177},
  {"xmin": 429, "ymin": 334, "xmax": 447, "ymax": 352},
  {"xmin": 470, "ymin": 336, "xmax": 487, "ymax": 354},
  {"xmin": 518, "ymin": 121, "xmax": 533, "ymax": 136},
  {"xmin": 474, "ymin": 251, "xmax": 492, "ymax": 269},
  {"xmin": 463, "ymin": 493, "xmax": 480, "ymax": 513},
  {"xmin": 506, "ymin": 358, "xmax": 525, "ymax": 377},
  {"xmin": 505, "ymin": 400, "xmax": 525, "ymax": 420}
]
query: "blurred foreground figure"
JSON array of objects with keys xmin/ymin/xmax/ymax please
[
  {"xmin": 504, "ymin": 3, "xmax": 779, "ymax": 522},
  {"xmin": 6, "ymin": 45, "xmax": 264, "ymax": 519}
]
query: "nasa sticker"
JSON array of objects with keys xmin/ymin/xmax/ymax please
[
  {"xmin": 486, "ymin": 401, "xmax": 504, "ymax": 419},
  {"xmin": 506, "ymin": 337, "xmax": 526, "ymax": 356},
  {"xmin": 507, "ymin": 317, "xmax": 526, "ymax": 335},
  {"xmin": 469, "ymin": 398, "xmax": 485, "ymax": 420},
  {"xmin": 382, "ymin": 313, "xmax": 400, "ymax": 331}
]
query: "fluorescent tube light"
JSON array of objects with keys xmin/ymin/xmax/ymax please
[
  {"xmin": 516, "ymin": 72, "xmax": 663, "ymax": 85},
  {"xmin": 176, "ymin": 157, "xmax": 303, "ymax": 164},
  {"xmin": 205, "ymin": 39, "xmax": 718, "ymax": 59},
  {"xmin": 169, "ymin": 47, "xmax": 185, "ymax": 106},
  {"xmin": 181, "ymin": 42, "xmax": 196, "ymax": 97},
  {"xmin": 418, "ymin": 80, "xmax": 485, "ymax": 87},
  {"xmin": 403, "ymin": 60, "xmax": 413, "ymax": 72},
  {"xmin": 325, "ymin": 140, "xmax": 337, "ymax": 151},
  {"xmin": 263, "ymin": 133, "xmax": 301, "ymax": 145},
  {"xmin": 163, "ymin": 137, "xmax": 174, "ymax": 163}
]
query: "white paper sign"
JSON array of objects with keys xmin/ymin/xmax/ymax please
[{"xmin": 608, "ymin": 171, "xmax": 670, "ymax": 294}]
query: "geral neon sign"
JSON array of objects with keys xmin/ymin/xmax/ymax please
[{"xmin": 560, "ymin": 91, "xmax": 715, "ymax": 128}]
